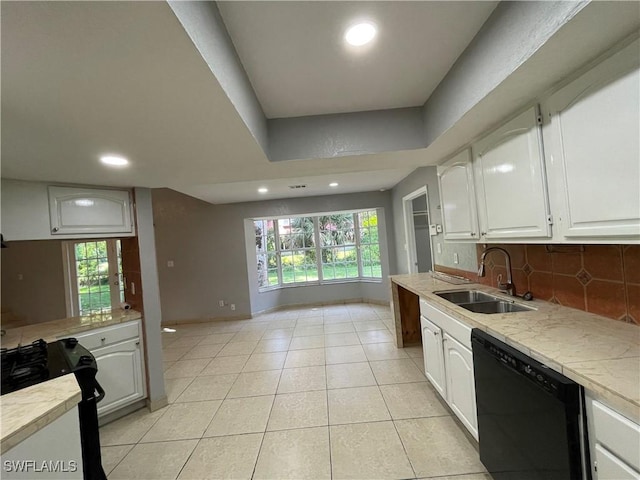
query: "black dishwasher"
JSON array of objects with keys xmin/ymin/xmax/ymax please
[{"xmin": 471, "ymin": 329, "xmax": 587, "ymax": 480}]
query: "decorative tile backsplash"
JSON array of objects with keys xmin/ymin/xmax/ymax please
[{"xmin": 436, "ymin": 244, "xmax": 639, "ymax": 325}]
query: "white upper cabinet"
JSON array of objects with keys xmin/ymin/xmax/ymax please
[
  {"xmin": 437, "ymin": 149, "xmax": 479, "ymax": 241},
  {"xmin": 473, "ymin": 106, "xmax": 552, "ymax": 240},
  {"xmin": 541, "ymin": 39, "xmax": 640, "ymax": 241},
  {"xmin": 48, "ymin": 186, "xmax": 133, "ymax": 236},
  {"xmin": 2, "ymin": 179, "xmax": 135, "ymax": 240}
]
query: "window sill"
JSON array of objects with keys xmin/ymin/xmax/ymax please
[{"xmin": 258, "ymin": 277, "xmax": 382, "ymax": 293}]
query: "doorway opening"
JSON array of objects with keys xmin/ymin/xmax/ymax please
[
  {"xmin": 402, "ymin": 186, "xmax": 434, "ymax": 274},
  {"xmin": 63, "ymin": 239, "xmax": 125, "ymax": 316}
]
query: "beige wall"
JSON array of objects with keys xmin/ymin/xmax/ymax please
[
  {"xmin": 152, "ymin": 188, "xmax": 396, "ymax": 323},
  {"xmin": 1, "ymin": 240, "xmax": 67, "ymax": 325}
]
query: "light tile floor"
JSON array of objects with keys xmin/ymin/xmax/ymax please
[{"xmin": 101, "ymin": 303, "xmax": 489, "ymax": 480}]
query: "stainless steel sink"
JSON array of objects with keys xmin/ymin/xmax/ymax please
[
  {"xmin": 457, "ymin": 300, "xmax": 535, "ymax": 314},
  {"xmin": 435, "ymin": 290, "xmax": 498, "ymax": 304},
  {"xmin": 434, "ymin": 290, "xmax": 535, "ymax": 314}
]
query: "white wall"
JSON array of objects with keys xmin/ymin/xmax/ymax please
[{"xmin": 152, "ymin": 188, "xmax": 396, "ymax": 321}]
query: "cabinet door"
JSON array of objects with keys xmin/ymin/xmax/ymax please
[
  {"xmin": 48, "ymin": 186, "xmax": 133, "ymax": 236},
  {"xmin": 473, "ymin": 107, "xmax": 551, "ymax": 240},
  {"xmin": 594, "ymin": 444, "xmax": 640, "ymax": 480},
  {"xmin": 437, "ymin": 149, "xmax": 479, "ymax": 241},
  {"xmin": 92, "ymin": 338, "xmax": 146, "ymax": 417},
  {"xmin": 542, "ymin": 39, "xmax": 640, "ymax": 240},
  {"xmin": 443, "ymin": 333, "xmax": 478, "ymax": 440},
  {"xmin": 420, "ymin": 316, "xmax": 446, "ymax": 399}
]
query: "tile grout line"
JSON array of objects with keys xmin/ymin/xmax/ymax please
[
  {"xmin": 325, "ymin": 342, "xmax": 334, "ymax": 480},
  {"xmin": 147, "ymin": 306, "xmax": 394, "ymax": 478}
]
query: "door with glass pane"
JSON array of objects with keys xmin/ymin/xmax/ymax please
[{"xmin": 66, "ymin": 239, "xmax": 124, "ymax": 316}]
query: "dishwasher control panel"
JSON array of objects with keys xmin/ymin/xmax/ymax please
[{"xmin": 473, "ymin": 329, "xmax": 578, "ymax": 402}]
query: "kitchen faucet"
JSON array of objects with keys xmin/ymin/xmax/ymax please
[{"xmin": 478, "ymin": 247, "xmax": 515, "ymax": 296}]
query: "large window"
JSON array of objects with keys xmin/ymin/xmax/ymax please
[{"xmin": 255, "ymin": 210, "xmax": 382, "ymax": 290}]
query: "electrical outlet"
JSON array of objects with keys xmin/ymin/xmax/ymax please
[
  {"xmin": 454, "ymin": 253, "xmax": 459, "ymax": 264},
  {"xmin": 219, "ymin": 300, "xmax": 225, "ymax": 307},
  {"xmin": 131, "ymin": 282, "xmax": 136, "ymax": 295},
  {"xmin": 17, "ymin": 273, "xmax": 23, "ymax": 281},
  {"xmin": 167, "ymin": 260, "xmax": 174, "ymax": 268},
  {"xmin": 230, "ymin": 304, "xmax": 236, "ymax": 311},
  {"xmin": 437, "ymin": 243, "xmax": 442, "ymax": 254}
]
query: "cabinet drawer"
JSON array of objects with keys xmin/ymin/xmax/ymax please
[
  {"xmin": 591, "ymin": 399, "xmax": 640, "ymax": 472},
  {"xmin": 70, "ymin": 321, "xmax": 140, "ymax": 351},
  {"xmin": 420, "ymin": 299, "xmax": 471, "ymax": 349}
]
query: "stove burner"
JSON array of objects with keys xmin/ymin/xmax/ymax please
[{"xmin": 1, "ymin": 339, "xmax": 50, "ymax": 394}]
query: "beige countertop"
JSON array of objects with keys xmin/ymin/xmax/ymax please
[
  {"xmin": 1, "ymin": 374, "xmax": 82, "ymax": 453},
  {"xmin": 1, "ymin": 309, "xmax": 142, "ymax": 349},
  {"xmin": 391, "ymin": 272, "xmax": 640, "ymax": 422},
  {"xmin": 0, "ymin": 309, "xmax": 143, "ymax": 452}
]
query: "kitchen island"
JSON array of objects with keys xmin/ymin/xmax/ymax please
[{"xmin": 390, "ymin": 272, "xmax": 640, "ymax": 422}]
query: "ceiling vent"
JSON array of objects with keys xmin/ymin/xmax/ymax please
[{"xmin": 288, "ymin": 184, "xmax": 307, "ymax": 189}]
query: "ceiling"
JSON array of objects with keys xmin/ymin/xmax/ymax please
[
  {"xmin": 217, "ymin": 1, "xmax": 497, "ymax": 118},
  {"xmin": 1, "ymin": 1, "xmax": 638, "ymax": 205}
]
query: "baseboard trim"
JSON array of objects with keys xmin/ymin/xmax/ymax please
[
  {"xmin": 146, "ymin": 395, "xmax": 168, "ymax": 412},
  {"xmin": 251, "ymin": 298, "xmax": 390, "ymax": 316}
]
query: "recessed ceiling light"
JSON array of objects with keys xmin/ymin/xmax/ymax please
[
  {"xmin": 345, "ymin": 22, "xmax": 377, "ymax": 46},
  {"xmin": 329, "ymin": 182, "xmax": 339, "ymax": 187},
  {"xmin": 100, "ymin": 155, "xmax": 129, "ymax": 167},
  {"xmin": 258, "ymin": 187, "xmax": 268, "ymax": 194}
]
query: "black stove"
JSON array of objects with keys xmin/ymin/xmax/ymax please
[
  {"xmin": 1, "ymin": 338, "xmax": 106, "ymax": 480},
  {"xmin": 1, "ymin": 337, "xmax": 98, "ymax": 395}
]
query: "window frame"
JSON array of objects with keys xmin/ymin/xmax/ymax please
[{"xmin": 254, "ymin": 209, "xmax": 382, "ymax": 292}]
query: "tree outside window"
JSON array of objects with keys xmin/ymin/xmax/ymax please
[{"xmin": 254, "ymin": 210, "xmax": 381, "ymax": 290}]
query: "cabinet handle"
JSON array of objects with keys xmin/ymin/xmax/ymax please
[
  {"xmin": 135, "ymin": 341, "xmax": 140, "ymax": 346},
  {"xmin": 470, "ymin": 232, "xmax": 476, "ymax": 237},
  {"xmin": 52, "ymin": 227, "xmax": 59, "ymax": 233},
  {"xmin": 481, "ymin": 232, "xmax": 486, "ymax": 236},
  {"xmin": 101, "ymin": 337, "xmax": 106, "ymax": 342},
  {"xmin": 434, "ymin": 331, "xmax": 440, "ymax": 336}
]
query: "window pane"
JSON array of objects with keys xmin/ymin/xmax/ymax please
[
  {"xmin": 358, "ymin": 210, "xmax": 381, "ymax": 278},
  {"xmin": 322, "ymin": 263, "xmax": 336, "ymax": 280},
  {"xmin": 345, "ymin": 262, "xmax": 358, "ymax": 278},
  {"xmin": 281, "ymin": 252, "xmax": 295, "ymax": 284}
]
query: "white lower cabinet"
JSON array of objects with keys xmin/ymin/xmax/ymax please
[
  {"xmin": 419, "ymin": 298, "xmax": 478, "ymax": 440},
  {"xmin": 91, "ymin": 338, "xmax": 145, "ymax": 416},
  {"xmin": 420, "ymin": 316, "xmax": 446, "ymax": 398},
  {"xmin": 443, "ymin": 332, "xmax": 478, "ymax": 439},
  {"xmin": 61, "ymin": 320, "xmax": 146, "ymax": 417},
  {"xmin": 586, "ymin": 394, "xmax": 640, "ymax": 480}
]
